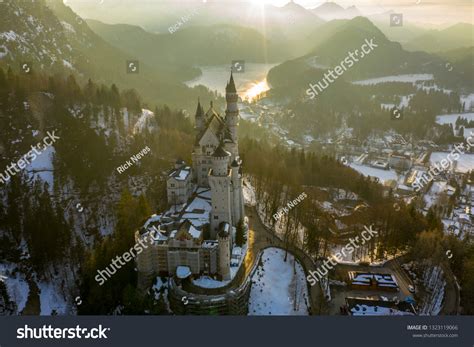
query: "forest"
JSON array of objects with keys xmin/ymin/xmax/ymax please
[{"xmin": 0, "ymin": 67, "xmax": 473, "ymax": 314}]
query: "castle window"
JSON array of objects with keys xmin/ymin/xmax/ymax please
[{"xmin": 214, "ymin": 216, "xmax": 218, "ymax": 220}]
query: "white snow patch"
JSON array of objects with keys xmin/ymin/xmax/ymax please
[
  {"xmin": 0, "ymin": 263, "xmax": 29, "ymax": 313},
  {"xmin": 349, "ymin": 163, "xmax": 398, "ymax": 184},
  {"xmin": 38, "ymin": 281, "xmax": 67, "ymax": 315},
  {"xmin": 243, "ymin": 180, "xmax": 256, "ymax": 206},
  {"xmin": 430, "ymin": 152, "xmax": 474, "ymax": 174},
  {"xmin": 353, "ymin": 74, "xmax": 433, "ymax": 86},
  {"xmin": 193, "ymin": 276, "xmax": 229, "ymax": 288},
  {"xmin": 133, "ymin": 109, "xmax": 154, "ymax": 134},
  {"xmin": 435, "ymin": 113, "xmax": 474, "ymax": 126},
  {"xmin": 248, "ymin": 248, "xmax": 309, "ymax": 315},
  {"xmin": 26, "ymin": 145, "xmax": 55, "ymax": 189}
]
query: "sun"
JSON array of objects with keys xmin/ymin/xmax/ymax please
[{"xmin": 248, "ymin": 0, "xmax": 269, "ymax": 7}]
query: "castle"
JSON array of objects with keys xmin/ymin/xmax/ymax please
[{"xmin": 135, "ymin": 73, "xmax": 245, "ymax": 281}]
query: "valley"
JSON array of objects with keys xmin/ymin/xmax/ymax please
[{"xmin": 0, "ymin": 0, "xmax": 473, "ymax": 320}]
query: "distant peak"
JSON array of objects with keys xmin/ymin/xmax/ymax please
[
  {"xmin": 314, "ymin": 2, "xmax": 345, "ymax": 11},
  {"xmin": 283, "ymin": 0, "xmax": 305, "ymax": 10}
]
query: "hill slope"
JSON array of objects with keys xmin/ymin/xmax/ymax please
[
  {"xmin": 0, "ymin": 0, "xmax": 215, "ymax": 111},
  {"xmin": 86, "ymin": 20, "xmax": 280, "ymax": 66},
  {"xmin": 404, "ymin": 23, "xmax": 474, "ymax": 53},
  {"xmin": 268, "ymin": 16, "xmax": 440, "ymax": 90}
]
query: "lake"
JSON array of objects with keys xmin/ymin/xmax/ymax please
[{"xmin": 185, "ymin": 63, "xmax": 278, "ymax": 100}]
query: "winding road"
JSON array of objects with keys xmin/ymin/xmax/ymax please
[{"xmin": 244, "ymin": 206, "xmax": 325, "ymax": 315}]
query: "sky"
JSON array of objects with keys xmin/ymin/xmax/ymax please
[
  {"xmin": 263, "ymin": 0, "xmax": 472, "ymax": 6},
  {"xmin": 65, "ymin": 0, "xmax": 473, "ymax": 25},
  {"xmin": 267, "ymin": 0, "xmax": 473, "ymax": 25}
]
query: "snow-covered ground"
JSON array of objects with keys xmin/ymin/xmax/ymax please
[
  {"xmin": 26, "ymin": 145, "xmax": 55, "ymax": 189},
  {"xmin": 461, "ymin": 94, "xmax": 474, "ymax": 112},
  {"xmin": 0, "ymin": 263, "xmax": 29, "ymax": 313},
  {"xmin": 435, "ymin": 112, "xmax": 474, "ymax": 126},
  {"xmin": 351, "ymin": 304, "xmax": 414, "ymax": 316},
  {"xmin": 152, "ymin": 277, "xmax": 171, "ymax": 313},
  {"xmin": 248, "ymin": 248, "xmax": 309, "ymax": 315},
  {"xmin": 423, "ymin": 181, "xmax": 455, "ymax": 209},
  {"xmin": 193, "ymin": 276, "xmax": 229, "ymax": 288},
  {"xmin": 380, "ymin": 95, "xmax": 413, "ymax": 111},
  {"xmin": 352, "ymin": 74, "xmax": 433, "ymax": 86},
  {"xmin": 430, "ymin": 152, "xmax": 474, "ymax": 174},
  {"xmin": 242, "ymin": 179, "xmax": 256, "ymax": 206},
  {"xmin": 38, "ymin": 280, "xmax": 67, "ymax": 315},
  {"xmin": 349, "ymin": 162, "xmax": 398, "ymax": 184},
  {"xmin": 420, "ymin": 266, "xmax": 445, "ymax": 315},
  {"xmin": 133, "ymin": 109, "xmax": 155, "ymax": 134}
]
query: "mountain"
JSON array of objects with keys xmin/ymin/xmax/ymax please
[
  {"xmin": 86, "ymin": 20, "xmax": 283, "ymax": 66},
  {"xmin": 404, "ymin": 23, "xmax": 474, "ymax": 53},
  {"xmin": 366, "ymin": 10, "xmax": 429, "ymax": 45},
  {"xmin": 66, "ymin": 0, "xmax": 324, "ymax": 34},
  {"xmin": 0, "ymin": 0, "xmax": 75, "ymax": 74},
  {"xmin": 435, "ymin": 46, "xmax": 474, "ymax": 90},
  {"xmin": 266, "ymin": 16, "xmax": 446, "ymax": 100},
  {"xmin": 0, "ymin": 0, "xmax": 215, "ymax": 111},
  {"xmin": 304, "ymin": 19, "xmax": 350, "ymax": 51},
  {"xmin": 281, "ymin": 17, "xmax": 437, "ymax": 80},
  {"xmin": 311, "ymin": 2, "xmax": 361, "ymax": 20},
  {"xmin": 66, "ymin": 0, "xmax": 325, "ymax": 58}
]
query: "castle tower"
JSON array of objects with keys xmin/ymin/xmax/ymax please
[
  {"xmin": 217, "ymin": 224, "xmax": 231, "ymax": 280},
  {"xmin": 209, "ymin": 143, "xmax": 232, "ymax": 237},
  {"xmin": 231, "ymin": 159, "xmax": 244, "ymax": 226},
  {"xmin": 225, "ymin": 72, "xmax": 239, "ymax": 148}
]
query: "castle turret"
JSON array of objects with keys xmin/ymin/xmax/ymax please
[
  {"xmin": 217, "ymin": 223, "xmax": 231, "ymax": 280},
  {"xmin": 195, "ymin": 99, "xmax": 204, "ymax": 132},
  {"xmin": 225, "ymin": 72, "xmax": 239, "ymax": 146},
  {"xmin": 209, "ymin": 143, "xmax": 232, "ymax": 237}
]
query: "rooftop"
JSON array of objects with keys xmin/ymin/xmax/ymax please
[
  {"xmin": 176, "ymin": 266, "xmax": 192, "ymax": 279},
  {"xmin": 168, "ymin": 166, "xmax": 191, "ymax": 181},
  {"xmin": 139, "ymin": 186, "xmax": 213, "ymax": 244}
]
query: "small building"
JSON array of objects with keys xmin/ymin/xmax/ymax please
[
  {"xmin": 371, "ymin": 160, "xmax": 389, "ymax": 170},
  {"xmin": 389, "ymin": 153, "xmax": 412, "ymax": 171},
  {"xmin": 167, "ymin": 160, "xmax": 193, "ymax": 205},
  {"xmin": 348, "ymin": 272, "xmax": 399, "ymax": 292}
]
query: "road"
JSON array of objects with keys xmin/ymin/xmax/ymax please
[{"xmin": 245, "ymin": 206, "xmax": 325, "ymax": 315}]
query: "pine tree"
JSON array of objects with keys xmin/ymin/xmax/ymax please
[{"xmin": 235, "ymin": 218, "xmax": 246, "ymax": 247}]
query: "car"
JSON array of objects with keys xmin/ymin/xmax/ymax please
[{"xmin": 408, "ymin": 285, "xmax": 415, "ymax": 293}]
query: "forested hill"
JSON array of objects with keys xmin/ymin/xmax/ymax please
[
  {"xmin": 0, "ymin": 68, "xmax": 193, "ymax": 314},
  {"xmin": 0, "ymin": 0, "xmax": 216, "ymax": 111}
]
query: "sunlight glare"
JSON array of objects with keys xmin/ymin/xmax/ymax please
[{"xmin": 244, "ymin": 79, "xmax": 270, "ymax": 102}]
